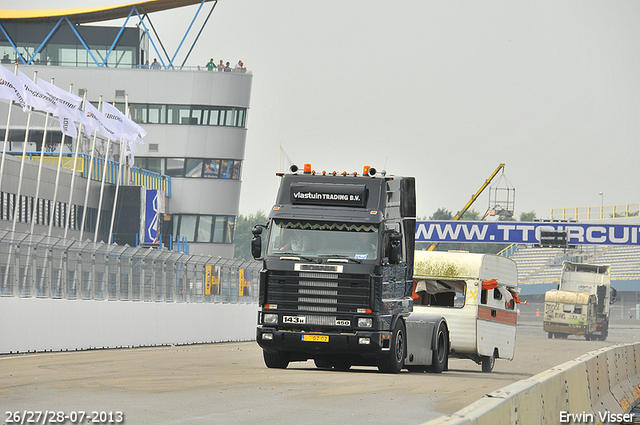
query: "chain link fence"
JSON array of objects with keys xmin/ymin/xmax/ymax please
[{"xmin": 0, "ymin": 229, "xmax": 260, "ymax": 304}]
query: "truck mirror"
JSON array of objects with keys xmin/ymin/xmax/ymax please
[
  {"xmin": 388, "ymin": 232, "xmax": 402, "ymax": 264},
  {"xmin": 251, "ymin": 225, "xmax": 265, "ymax": 259},
  {"xmin": 610, "ymin": 287, "xmax": 617, "ymax": 304}
]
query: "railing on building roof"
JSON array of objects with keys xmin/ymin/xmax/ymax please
[
  {"xmin": 550, "ymin": 204, "xmax": 640, "ymax": 221},
  {"xmin": 13, "ymin": 151, "xmax": 171, "ymax": 197}
]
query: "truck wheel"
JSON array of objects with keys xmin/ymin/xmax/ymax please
[
  {"xmin": 481, "ymin": 352, "xmax": 495, "ymax": 373},
  {"xmin": 263, "ymin": 350, "xmax": 289, "ymax": 369},
  {"xmin": 378, "ymin": 319, "xmax": 406, "ymax": 374},
  {"xmin": 547, "ymin": 332, "xmax": 553, "ymax": 339},
  {"xmin": 428, "ymin": 321, "xmax": 449, "ymax": 373}
]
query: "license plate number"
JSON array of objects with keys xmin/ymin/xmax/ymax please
[
  {"xmin": 301, "ymin": 334, "xmax": 329, "ymax": 343},
  {"xmin": 335, "ymin": 319, "xmax": 350, "ymax": 326},
  {"xmin": 283, "ymin": 316, "xmax": 306, "ymax": 324}
]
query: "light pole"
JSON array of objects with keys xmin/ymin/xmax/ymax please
[{"xmin": 599, "ymin": 192, "xmax": 603, "ymax": 219}]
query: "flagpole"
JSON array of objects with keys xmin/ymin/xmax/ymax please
[
  {"xmin": 48, "ymin": 82, "xmax": 73, "ymax": 237},
  {"xmin": 30, "ymin": 76, "xmax": 56, "ymax": 234},
  {"xmin": 11, "ymin": 70, "xmax": 37, "ymax": 233},
  {"xmin": 94, "ymin": 102, "xmax": 114, "ymax": 242},
  {"xmin": 64, "ymin": 90, "xmax": 87, "ymax": 239},
  {"xmin": 108, "ymin": 96, "xmax": 129, "ymax": 245},
  {"xmin": 0, "ymin": 81, "xmax": 15, "ymax": 193},
  {"xmin": 79, "ymin": 95, "xmax": 102, "ymax": 241}
]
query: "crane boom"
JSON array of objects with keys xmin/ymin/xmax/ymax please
[{"xmin": 427, "ymin": 163, "xmax": 506, "ymax": 251}]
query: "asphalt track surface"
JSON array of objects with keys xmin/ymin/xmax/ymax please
[{"xmin": 2, "ymin": 321, "xmax": 640, "ymax": 425}]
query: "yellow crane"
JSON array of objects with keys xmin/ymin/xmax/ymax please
[{"xmin": 427, "ymin": 163, "xmax": 507, "ymax": 251}]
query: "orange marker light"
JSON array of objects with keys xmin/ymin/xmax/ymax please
[{"xmin": 363, "ymin": 165, "xmax": 371, "ymax": 175}]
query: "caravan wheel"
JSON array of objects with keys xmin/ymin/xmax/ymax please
[{"xmin": 481, "ymin": 353, "xmax": 495, "ymax": 373}]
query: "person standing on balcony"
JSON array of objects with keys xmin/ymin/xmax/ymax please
[{"xmin": 206, "ymin": 58, "xmax": 215, "ymax": 71}]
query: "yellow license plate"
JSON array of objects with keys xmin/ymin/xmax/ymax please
[{"xmin": 301, "ymin": 334, "xmax": 329, "ymax": 343}]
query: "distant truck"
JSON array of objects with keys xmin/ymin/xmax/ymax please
[
  {"xmin": 544, "ymin": 261, "xmax": 615, "ymax": 341},
  {"xmin": 412, "ymin": 250, "xmax": 520, "ymax": 372},
  {"xmin": 252, "ymin": 164, "xmax": 450, "ymax": 373}
]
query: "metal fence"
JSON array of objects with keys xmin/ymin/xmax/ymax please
[{"xmin": 0, "ymin": 229, "xmax": 260, "ymax": 303}]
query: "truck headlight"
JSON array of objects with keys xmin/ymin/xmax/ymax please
[
  {"xmin": 264, "ymin": 313, "xmax": 278, "ymax": 325},
  {"xmin": 357, "ymin": 318, "xmax": 373, "ymax": 328}
]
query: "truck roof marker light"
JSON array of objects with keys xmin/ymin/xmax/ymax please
[
  {"xmin": 353, "ymin": 172, "xmax": 358, "ymax": 176},
  {"xmin": 322, "ymin": 170, "xmax": 327, "ymax": 175},
  {"xmin": 276, "ymin": 172, "xmax": 284, "ymax": 177},
  {"xmin": 303, "ymin": 163, "xmax": 312, "ymax": 174},
  {"xmin": 332, "ymin": 171, "xmax": 337, "ymax": 176},
  {"xmin": 312, "ymin": 170, "xmax": 316, "ymax": 175},
  {"xmin": 342, "ymin": 171, "xmax": 348, "ymax": 176}
]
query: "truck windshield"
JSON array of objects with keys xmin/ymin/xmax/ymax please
[{"xmin": 266, "ymin": 219, "xmax": 379, "ymax": 260}]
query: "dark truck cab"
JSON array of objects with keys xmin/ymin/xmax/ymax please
[{"xmin": 252, "ymin": 165, "xmax": 448, "ymax": 373}]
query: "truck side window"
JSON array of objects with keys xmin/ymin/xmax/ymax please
[{"xmin": 480, "ymin": 289, "xmax": 487, "ymax": 305}]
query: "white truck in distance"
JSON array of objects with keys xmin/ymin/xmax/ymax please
[{"xmin": 544, "ymin": 261, "xmax": 615, "ymax": 341}]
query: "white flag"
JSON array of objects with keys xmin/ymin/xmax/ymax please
[
  {"xmin": 102, "ymin": 102, "xmax": 125, "ymax": 137},
  {"xmin": 0, "ymin": 64, "xmax": 28, "ymax": 112},
  {"xmin": 37, "ymin": 79, "xmax": 83, "ymax": 139},
  {"xmin": 84, "ymin": 101, "xmax": 117, "ymax": 141},
  {"xmin": 17, "ymin": 70, "xmax": 57, "ymax": 114}
]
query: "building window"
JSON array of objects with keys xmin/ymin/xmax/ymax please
[
  {"xmin": 166, "ymin": 158, "xmax": 185, "ymax": 177},
  {"xmin": 118, "ymin": 103, "xmax": 247, "ymax": 128},
  {"xmin": 173, "ymin": 214, "xmax": 235, "ymax": 244},
  {"xmin": 137, "ymin": 157, "xmax": 241, "ymax": 180}
]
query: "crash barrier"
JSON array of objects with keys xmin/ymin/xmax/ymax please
[
  {"xmin": 422, "ymin": 343, "xmax": 640, "ymax": 425},
  {"xmin": 0, "ymin": 229, "xmax": 261, "ymax": 353}
]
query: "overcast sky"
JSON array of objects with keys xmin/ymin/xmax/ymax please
[{"xmin": 13, "ymin": 1, "xmax": 640, "ymax": 219}]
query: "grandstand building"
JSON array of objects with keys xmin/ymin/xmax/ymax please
[{"xmin": 0, "ymin": 0, "xmax": 251, "ymax": 257}]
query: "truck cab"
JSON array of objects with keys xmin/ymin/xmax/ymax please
[{"xmin": 252, "ymin": 165, "xmax": 425, "ymax": 373}]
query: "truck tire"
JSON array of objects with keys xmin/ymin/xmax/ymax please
[
  {"xmin": 263, "ymin": 350, "xmax": 289, "ymax": 369},
  {"xmin": 547, "ymin": 332, "xmax": 553, "ymax": 339},
  {"xmin": 481, "ymin": 351, "xmax": 495, "ymax": 373},
  {"xmin": 428, "ymin": 321, "xmax": 449, "ymax": 373},
  {"xmin": 378, "ymin": 319, "xmax": 406, "ymax": 374}
]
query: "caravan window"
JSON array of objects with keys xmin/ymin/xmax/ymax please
[{"xmin": 413, "ymin": 279, "xmax": 466, "ymax": 309}]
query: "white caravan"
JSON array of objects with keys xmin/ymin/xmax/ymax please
[{"xmin": 411, "ymin": 251, "xmax": 519, "ymax": 372}]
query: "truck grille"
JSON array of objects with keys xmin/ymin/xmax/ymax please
[{"xmin": 267, "ymin": 270, "xmax": 371, "ymax": 313}]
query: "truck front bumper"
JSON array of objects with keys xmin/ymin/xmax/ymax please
[{"xmin": 256, "ymin": 326, "xmax": 389, "ymax": 358}]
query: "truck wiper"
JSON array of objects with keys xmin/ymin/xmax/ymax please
[
  {"xmin": 319, "ymin": 254, "xmax": 362, "ymax": 264},
  {"xmin": 278, "ymin": 252, "xmax": 317, "ymax": 262}
]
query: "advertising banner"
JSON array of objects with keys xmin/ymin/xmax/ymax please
[
  {"xmin": 415, "ymin": 221, "xmax": 640, "ymax": 245},
  {"xmin": 205, "ymin": 265, "xmax": 221, "ymax": 295},
  {"xmin": 144, "ymin": 190, "xmax": 164, "ymax": 244}
]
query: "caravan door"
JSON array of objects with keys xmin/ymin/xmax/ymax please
[{"xmin": 477, "ymin": 283, "xmax": 517, "ymax": 361}]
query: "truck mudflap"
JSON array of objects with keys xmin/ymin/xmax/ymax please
[{"xmin": 257, "ymin": 327, "xmax": 389, "ymax": 359}]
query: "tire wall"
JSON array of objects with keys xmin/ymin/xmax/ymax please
[{"xmin": 422, "ymin": 342, "xmax": 640, "ymax": 425}]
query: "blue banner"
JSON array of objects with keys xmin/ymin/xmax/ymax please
[
  {"xmin": 144, "ymin": 189, "xmax": 162, "ymax": 244},
  {"xmin": 415, "ymin": 221, "xmax": 640, "ymax": 245}
]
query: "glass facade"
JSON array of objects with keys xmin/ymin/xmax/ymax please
[
  {"xmin": 136, "ymin": 157, "xmax": 241, "ymax": 180},
  {"xmin": 124, "ymin": 103, "xmax": 246, "ymax": 127},
  {"xmin": 172, "ymin": 214, "xmax": 235, "ymax": 244}
]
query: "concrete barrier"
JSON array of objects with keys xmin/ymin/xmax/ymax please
[
  {"xmin": 0, "ymin": 297, "xmax": 259, "ymax": 354},
  {"xmin": 423, "ymin": 343, "xmax": 640, "ymax": 425}
]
